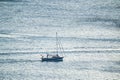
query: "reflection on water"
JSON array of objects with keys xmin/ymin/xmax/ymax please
[
  {"xmin": 0, "ymin": 0, "xmax": 120, "ymax": 80},
  {"xmin": 0, "ymin": 53, "xmax": 120, "ymax": 80}
]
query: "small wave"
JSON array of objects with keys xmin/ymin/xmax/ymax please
[
  {"xmin": 102, "ymin": 66, "xmax": 120, "ymax": 73},
  {"xmin": 0, "ymin": 49, "xmax": 120, "ymax": 55},
  {"xmin": 0, "ymin": 52, "xmax": 43, "ymax": 55},
  {"xmin": 0, "ymin": 59, "xmax": 41, "ymax": 63},
  {"xmin": 0, "ymin": 0, "xmax": 22, "ymax": 2}
]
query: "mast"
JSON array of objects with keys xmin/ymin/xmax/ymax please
[{"xmin": 56, "ymin": 32, "xmax": 58, "ymax": 54}]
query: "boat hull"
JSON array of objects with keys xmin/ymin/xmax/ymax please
[{"xmin": 41, "ymin": 57, "xmax": 64, "ymax": 62}]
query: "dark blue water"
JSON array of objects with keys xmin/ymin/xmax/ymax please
[{"xmin": 0, "ymin": 0, "xmax": 120, "ymax": 80}]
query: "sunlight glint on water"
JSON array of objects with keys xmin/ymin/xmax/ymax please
[{"xmin": 0, "ymin": 0, "xmax": 120, "ymax": 80}]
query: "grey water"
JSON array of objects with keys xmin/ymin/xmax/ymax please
[{"xmin": 0, "ymin": 0, "xmax": 120, "ymax": 80}]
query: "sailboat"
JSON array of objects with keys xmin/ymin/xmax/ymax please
[{"xmin": 41, "ymin": 32, "xmax": 64, "ymax": 62}]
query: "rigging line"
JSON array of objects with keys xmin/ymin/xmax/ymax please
[
  {"xmin": 58, "ymin": 39, "xmax": 62, "ymax": 54},
  {"xmin": 56, "ymin": 32, "xmax": 65, "ymax": 57},
  {"xmin": 60, "ymin": 42, "xmax": 65, "ymax": 56},
  {"xmin": 58, "ymin": 37, "xmax": 65, "ymax": 56},
  {"xmin": 56, "ymin": 32, "xmax": 58, "ymax": 54}
]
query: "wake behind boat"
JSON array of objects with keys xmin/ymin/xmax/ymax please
[{"xmin": 41, "ymin": 32, "xmax": 64, "ymax": 62}]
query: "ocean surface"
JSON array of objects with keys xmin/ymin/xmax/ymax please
[{"xmin": 0, "ymin": 0, "xmax": 120, "ymax": 80}]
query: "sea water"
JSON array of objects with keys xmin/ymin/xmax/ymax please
[{"xmin": 0, "ymin": 0, "xmax": 120, "ymax": 80}]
